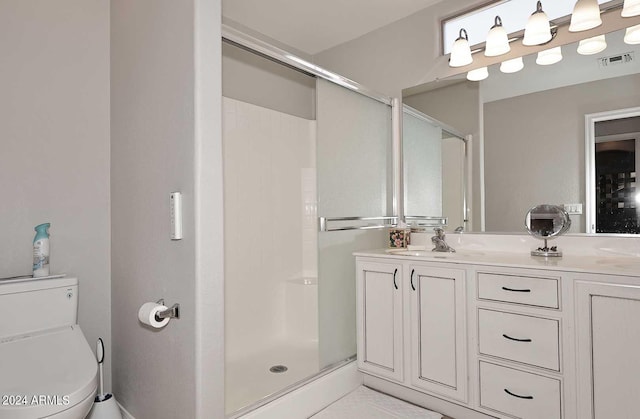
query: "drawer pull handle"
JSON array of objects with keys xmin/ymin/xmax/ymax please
[
  {"xmin": 410, "ymin": 269, "xmax": 416, "ymax": 291},
  {"xmin": 504, "ymin": 389, "xmax": 534, "ymax": 400},
  {"xmin": 502, "ymin": 334, "xmax": 532, "ymax": 343},
  {"xmin": 502, "ymin": 286, "xmax": 531, "ymax": 293},
  {"xmin": 393, "ymin": 269, "xmax": 398, "ymax": 290}
]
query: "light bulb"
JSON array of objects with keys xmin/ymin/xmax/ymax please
[
  {"xmin": 467, "ymin": 67, "xmax": 489, "ymax": 81},
  {"xmin": 577, "ymin": 34, "xmax": 607, "ymax": 55},
  {"xmin": 569, "ymin": 0, "xmax": 602, "ymax": 32},
  {"xmin": 500, "ymin": 57, "xmax": 524, "ymax": 73},
  {"xmin": 485, "ymin": 16, "xmax": 510, "ymax": 57},
  {"xmin": 523, "ymin": 1, "xmax": 552, "ymax": 46},
  {"xmin": 622, "ymin": 0, "xmax": 640, "ymax": 17},
  {"xmin": 624, "ymin": 24, "xmax": 640, "ymax": 45},
  {"xmin": 450, "ymin": 28, "xmax": 473, "ymax": 67},
  {"xmin": 536, "ymin": 47, "xmax": 563, "ymax": 65}
]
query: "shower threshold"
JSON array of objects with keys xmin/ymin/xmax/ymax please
[{"xmin": 226, "ymin": 355, "xmax": 356, "ymax": 418}]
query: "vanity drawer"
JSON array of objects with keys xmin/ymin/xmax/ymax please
[
  {"xmin": 480, "ymin": 361, "xmax": 561, "ymax": 419},
  {"xmin": 478, "ymin": 309, "xmax": 559, "ymax": 371},
  {"xmin": 478, "ymin": 272, "xmax": 559, "ymax": 308}
]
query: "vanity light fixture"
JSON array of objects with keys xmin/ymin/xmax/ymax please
[
  {"xmin": 449, "ymin": 29, "xmax": 473, "ymax": 67},
  {"xmin": 523, "ymin": 1, "xmax": 552, "ymax": 46},
  {"xmin": 622, "ymin": 0, "xmax": 640, "ymax": 17},
  {"xmin": 577, "ymin": 34, "xmax": 607, "ymax": 54},
  {"xmin": 569, "ymin": 0, "xmax": 602, "ymax": 32},
  {"xmin": 536, "ymin": 46, "xmax": 563, "ymax": 65},
  {"xmin": 500, "ymin": 56, "xmax": 524, "ymax": 73},
  {"xmin": 485, "ymin": 16, "xmax": 511, "ymax": 57},
  {"xmin": 625, "ymin": 24, "xmax": 640, "ymax": 44},
  {"xmin": 467, "ymin": 67, "xmax": 489, "ymax": 81}
]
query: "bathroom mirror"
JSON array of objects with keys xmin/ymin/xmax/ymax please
[
  {"xmin": 525, "ymin": 204, "xmax": 571, "ymax": 257},
  {"xmin": 403, "ymin": 27, "xmax": 640, "ymax": 235}
]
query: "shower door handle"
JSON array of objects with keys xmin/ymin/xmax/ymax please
[{"xmin": 393, "ymin": 269, "xmax": 398, "ymax": 290}]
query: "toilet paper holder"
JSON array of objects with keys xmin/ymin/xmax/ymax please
[{"xmin": 155, "ymin": 299, "xmax": 180, "ymax": 321}]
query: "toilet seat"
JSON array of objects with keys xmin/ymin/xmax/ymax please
[{"xmin": 0, "ymin": 325, "xmax": 98, "ymax": 419}]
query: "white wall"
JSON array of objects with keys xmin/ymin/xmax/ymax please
[
  {"xmin": 223, "ymin": 97, "xmax": 316, "ymax": 360},
  {"xmin": 111, "ymin": 0, "xmax": 223, "ymax": 417},
  {"xmin": 0, "ymin": 0, "xmax": 111, "ymax": 389}
]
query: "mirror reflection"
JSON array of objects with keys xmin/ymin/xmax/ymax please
[
  {"xmin": 525, "ymin": 204, "xmax": 572, "ymax": 238},
  {"xmin": 402, "ymin": 105, "xmax": 467, "ymax": 231},
  {"xmin": 403, "ymin": 27, "xmax": 640, "ymax": 235}
]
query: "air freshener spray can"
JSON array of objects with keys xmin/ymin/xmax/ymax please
[{"xmin": 33, "ymin": 223, "xmax": 51, "ymax": 277}]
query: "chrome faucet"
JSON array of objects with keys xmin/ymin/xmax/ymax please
[{"xmin": 431, "ymin": 227, "xmax": 456, "ymax": 253}]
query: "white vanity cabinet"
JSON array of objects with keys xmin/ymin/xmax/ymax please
[
  {"xmin": 575, "ymin": 279, "xmax": 640, "ymax": 419},
  {"xmin": 355, "ymin": 260, "xmax": 404, "ymax": 382},
  {"xmin": 356, "ymin": 250, "xmax": 640, "ymax": 419},
  {"xmin": 408, "ymin": 264, "xmax": 467, "ymax": 402},
  {"xmin": 472, "ymin": 269, "xmax": 565, "ymax": 419},
  {"xmin": 355, "ymin": 259, "xmax": 468, "ymax": 403}
]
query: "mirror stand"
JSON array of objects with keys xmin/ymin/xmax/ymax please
[
  {"xmin": 531, "ymin": 238, "xmax": 562, "ymax": 257},
  {"xmin": 525, "ymin": 204, "xmax": 571, "ymax": 258}
]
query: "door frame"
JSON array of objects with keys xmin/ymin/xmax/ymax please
[{"xmin": 585, "ymin": 107, "xmax": 640, "ymax": 233}]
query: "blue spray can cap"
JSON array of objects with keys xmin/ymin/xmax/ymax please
[{"xmin": 34, "ymin": 223, "xmax": 50, "ymax": 242}]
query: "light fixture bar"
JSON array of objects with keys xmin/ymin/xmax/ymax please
[{"xmin": 442, "ymin": 0, "xmax": 611, "ymax": 54}]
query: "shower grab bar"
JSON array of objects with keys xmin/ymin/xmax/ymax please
[{"xmin": 318, "ymin": 216, "xmax": 398, "ymax": 232}]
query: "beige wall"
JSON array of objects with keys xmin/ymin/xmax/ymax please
[
  {"xmin": 0, "ymin": 0, "xmax": 111, "ymax": 389},
  {"xmin": 222, "ymin": 42, "xmax": 315, "ymax": 119},
  {"xmin": 484, "ymin": 73, "xmax": 640, "ymax": 233},
  {"xmin": 111, "ymin": 0, "xmax": 223, "ymax": 417},
  {"xmin": 312, "ymin": 0, "xmax": 487, "ymax": 98}
]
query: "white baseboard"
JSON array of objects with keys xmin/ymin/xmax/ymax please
[
  {"xmin": 117, "ymin": 401, "xmax": 135, "ymax": 419},
  {"xmin": 240, "ymin": 361, "xmax": 363, "ymax": 419}
]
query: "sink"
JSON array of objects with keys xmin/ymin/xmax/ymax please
[{"xmin": 392, "ymin": 249, "xmax": 484, "ymax": 258}]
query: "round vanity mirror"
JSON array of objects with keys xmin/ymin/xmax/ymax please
[{"xmin": 525, "ymin": 204, "xmax": 571, "ymax": 257}]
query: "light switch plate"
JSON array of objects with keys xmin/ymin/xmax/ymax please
[{"xmin": 563, "ymin": 203, "xmax": 583, "ymax": 215}]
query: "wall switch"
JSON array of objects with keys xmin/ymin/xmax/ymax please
[
  {"xmin": 170, "ymin": 192, "xmax": 183, "ymax": 240},
  {"xmin": 563, "ymin": 203, "xmax": 583, "ymax": 215}
]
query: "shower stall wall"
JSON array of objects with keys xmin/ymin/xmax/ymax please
[{"xmin": 223, "ymin": 96, "xmax": 319, "ymax": 413}]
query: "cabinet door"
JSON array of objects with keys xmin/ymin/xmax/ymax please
[
  {"xmin": 575, "ymin": 280, "xmax": 640, "ymax": 419},
  {"xmin": 356, "ymin": 260, "xmax": 403, "ymax": 382},
  {"xmin": 409, "ymin": 265, "xmax": 467, "ymax": 402}
]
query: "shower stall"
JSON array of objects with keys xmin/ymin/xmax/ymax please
[{"xmin": 222, "ymin": 34, "xmax": 394, "ymax": 416}]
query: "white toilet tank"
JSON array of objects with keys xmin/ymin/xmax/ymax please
[{"xmin": 0, "ymin": 276, "xmax": 78, "ymax": 339}]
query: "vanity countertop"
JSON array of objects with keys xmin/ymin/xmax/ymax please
[{"xmin": 354, "ymin": 248, "xmax": 640, "ymax": 278}]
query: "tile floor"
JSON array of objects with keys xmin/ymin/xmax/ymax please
[{"xmin": 312, "ymin": 386, "xmax": 444, "ymax": 419}]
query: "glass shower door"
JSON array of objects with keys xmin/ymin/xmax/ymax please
[{"xmin": 316, "ymin": 78, "xmax": 393, "ymax": 369}]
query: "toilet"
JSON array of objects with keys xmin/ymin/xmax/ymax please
[{"xmin": 0, "ymin": 276, "xmax": 98, "ymax": 419}]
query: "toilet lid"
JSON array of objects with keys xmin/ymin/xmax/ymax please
[{"xmin": 0, "ymin": 325, "xmax": 98, "ymax": 419}]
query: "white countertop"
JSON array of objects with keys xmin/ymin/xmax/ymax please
[{"xmin": 354, "ymin": 247, "xmax": 640, "ymax": 278}]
